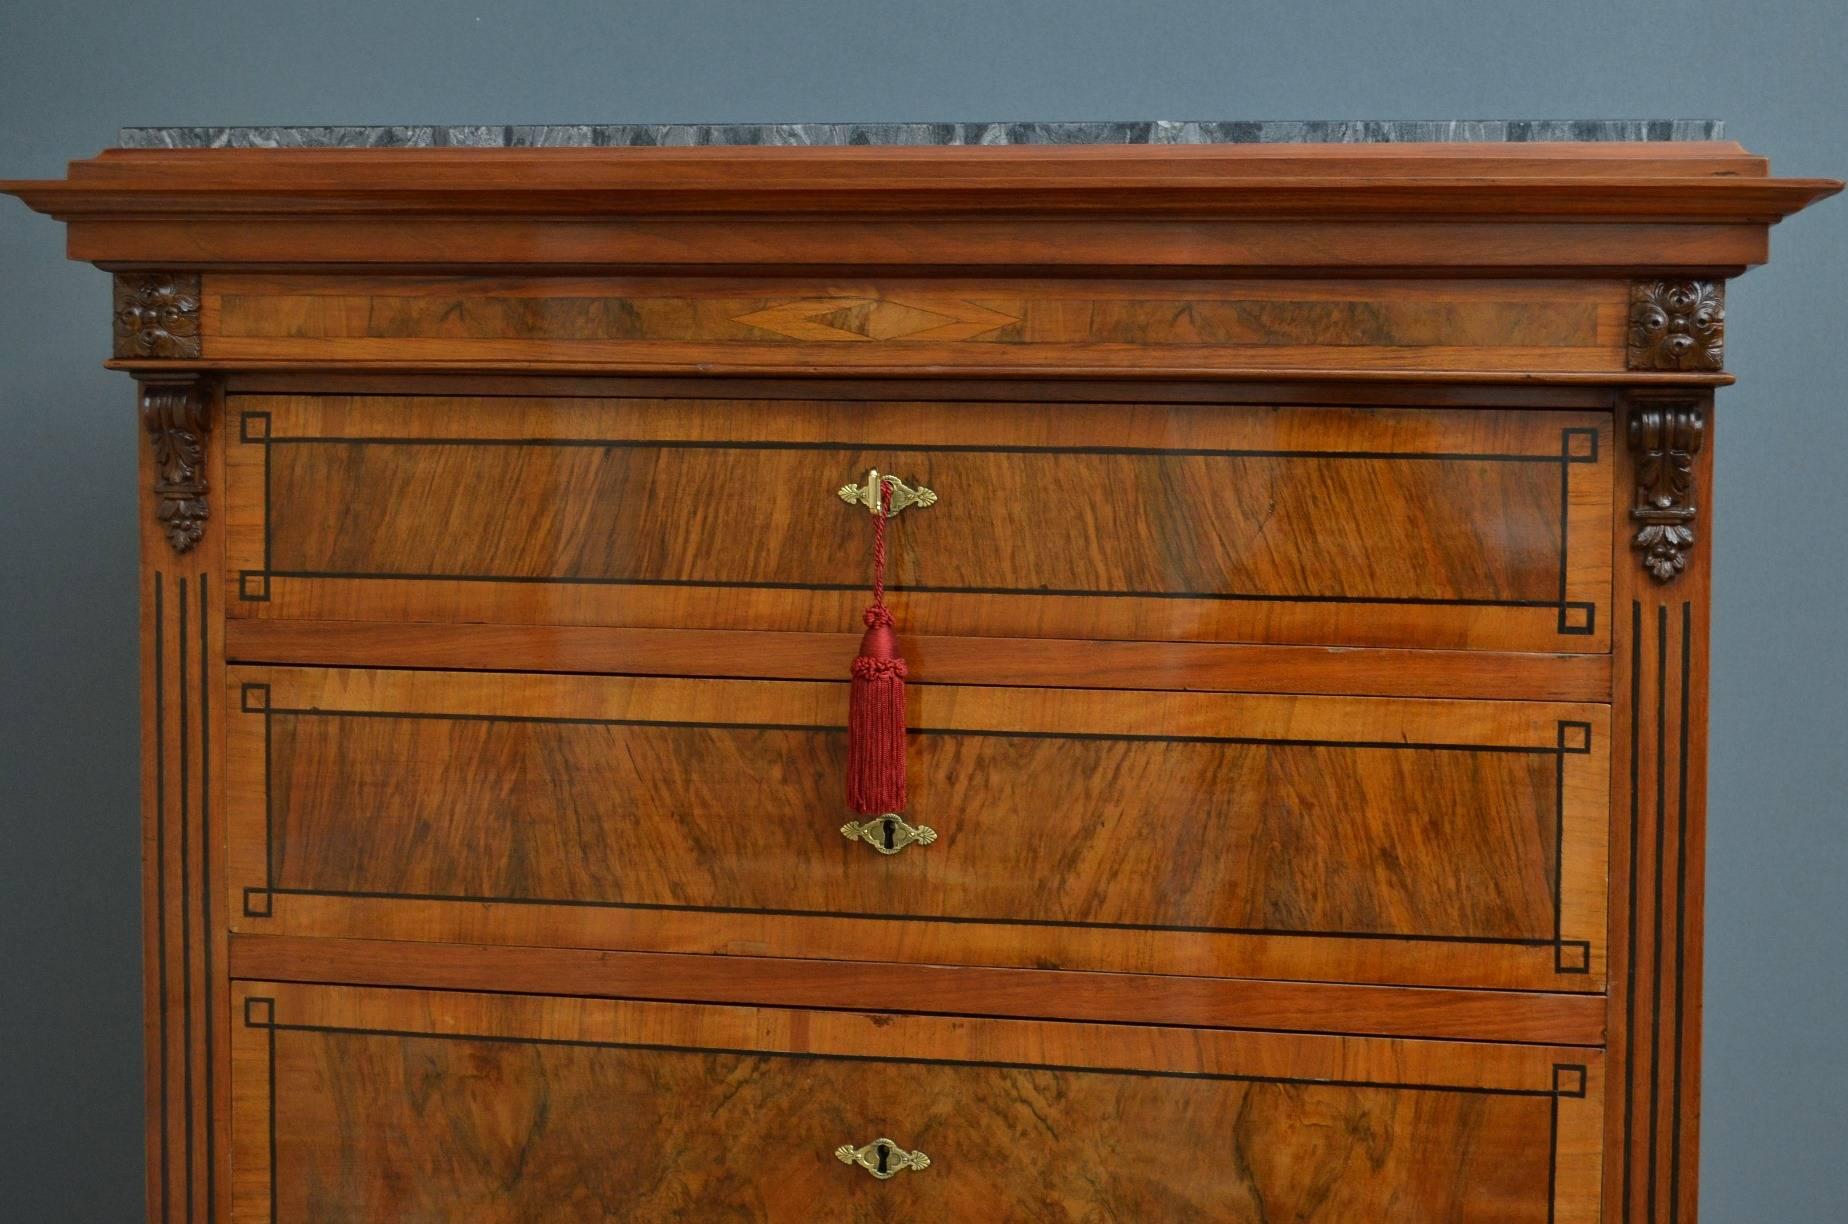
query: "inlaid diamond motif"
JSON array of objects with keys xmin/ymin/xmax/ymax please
[{"xmin": 733, "ymin": 296, "xmax": 1019, "ymax": 342}]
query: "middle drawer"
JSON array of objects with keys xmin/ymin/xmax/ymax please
[{"xmin": 228, "ymin": 667, "xmax": 1608, "ymax": 993}]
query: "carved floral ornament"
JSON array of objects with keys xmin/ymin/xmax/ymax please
[
  {"xmin": 1627, "ymin": 280, "xmax": 1724, "ymax": 372},
  {"xmin": 114, "ymin": 273, "xmax": 202, "ymax": 359}
]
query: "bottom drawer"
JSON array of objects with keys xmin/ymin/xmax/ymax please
[{"xmin": 231, "ymin": 982, "xmax": 1603, "ymax": 1222}]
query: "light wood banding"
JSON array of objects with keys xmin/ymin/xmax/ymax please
[{"xmin": 228, "ymin": 934, "xmax": 1609, "ymax": 1045}]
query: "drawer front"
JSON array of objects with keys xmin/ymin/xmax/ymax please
[
  {"xmin": 230, "ymin": 983, "xmax": 1603, "ymax": 1223},
  {"xmin": 228, "ymin": 667, "xmax": 1609, "ymax": 991},
  {"xmin": 224, "ymin": 394, "xmax": 1613, "ymax": 652}
]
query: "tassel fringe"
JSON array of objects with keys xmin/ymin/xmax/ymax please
[{"xmin": 847, "ymin": 604, "xmax": 908, "ymax": 814}]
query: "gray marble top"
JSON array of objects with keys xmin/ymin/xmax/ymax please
[{"xmin": 118, "ymin": 120, "xmax": 1724, "ymax": 149}]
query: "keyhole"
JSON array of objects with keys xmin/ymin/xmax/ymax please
[
  {"xmin": 882, "ymin": 818, "xmax": 896, "ymax": 851},
  {"xmin": 876, "ymin": 1143, "xmax": 891, "ymax": 1175}
]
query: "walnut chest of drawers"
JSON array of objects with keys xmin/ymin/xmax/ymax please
[{"xmin": 5, "ymin": 128, "xmax": 1837, "ymax": 1222}]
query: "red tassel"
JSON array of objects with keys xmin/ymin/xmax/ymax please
[
  {"xmin": 846, "ymin": 479, "xmax": 907, "ymax": 815},
  {"xmin": 848, "ymin": 606, "xmax": 907, "ymax": 813}
]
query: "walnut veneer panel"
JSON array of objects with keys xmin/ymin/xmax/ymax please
[
  {"xmin": 224, "ymin": 393, "xmax": 1613, "ymax": 651},
  {"xmin": 200, "ymin": 274, "xmax": 1630, "ymax": 375},
  {"xmin": 230, "ymin": 982, "xmax": 1604, "ymax": 1223},
  {"xmin": 227, "ymin": 667, "xmax": 1609, "ymax": 991}
]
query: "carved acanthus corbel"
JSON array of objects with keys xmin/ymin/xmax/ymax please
[
  {"xmin": 1628, "ymin": 399, "xmax": 1706, "ymax": 582},
  {"xmin": 141, "ymin": 380, "xmax": 211, "ymax": 553}
]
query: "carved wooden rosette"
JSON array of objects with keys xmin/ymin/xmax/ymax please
[
  {"xmin": 115, "ymin": 272, "xmax": 203, "ymax": 358},
  {"xmin": 1628, "ymin": 399, "xmax": 1706, "ymax": 582},
  {"xmin": 141, "ymin": 379, "xmax": 211, "ymax": 554},
  {"xmin": 1626, "ymin": 280, "xmax": 1724, "ymax": 371}
]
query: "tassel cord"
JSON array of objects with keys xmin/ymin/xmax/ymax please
[{"xmin": 846, "ymin": 475, "xmax": 909, "ymax": 816}]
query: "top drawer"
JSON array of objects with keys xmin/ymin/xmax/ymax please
[{"xmin": 225, "ymin": 394, "xmax": 1612, "ymax": 652}]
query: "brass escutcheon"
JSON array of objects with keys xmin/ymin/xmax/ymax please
[
  {"xmin": 840, "ymin": 814, "xmax": 938, "ymax": 855},
  {"xmin": 838, "ymin": 469, "xmax": 936, "ymax": 516},
  {"xmin": 835, "ymin": 1138, "xmax": 931, "ymax": 1180}
]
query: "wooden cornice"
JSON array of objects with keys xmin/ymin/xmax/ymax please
[
  {"xmin": 4, "ymin": 142, "xmax": 1837, "ymax": 220},
  {"xmin": 4, "ymin": 142, "xmax": 1839, "ymax": 274}
]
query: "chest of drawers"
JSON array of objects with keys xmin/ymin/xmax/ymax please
[{"xmin": 5, "ymin": 126, "xmax": 1837, "ymax": 1222}]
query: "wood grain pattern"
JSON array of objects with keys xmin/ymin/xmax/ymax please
[
  {"xmin": 1606, "ymin": 389, "xmax": 1712, "ymax": 1223},
  {"xmin": 123, "ymin": 354, "xmax": 1736, "ymax": 386},
  {"xmin": 227, "ymin": 667, "xmax": 1609, "ymax": 992},
  {"xmin": 140, "ymin": 375, "xmax": 228, "ymax": 1222},
  {"xmin": 202, "ymin": 274, "xmax": 1629, "ymax": 375},
  {"xmin": 224, "ymin": 393, "xmax": 1614, "ymax": 652},
  {"xmin": 228, "ymin": 934, "xmax": 1610, "ymax": 1046},
  {"xmin": 210, "ymin": 370, "xmax": 1628, "ymax": 404},
  {"xmin": 71, "ymin": 217, "xmax": 1779, "ymax": 296},
  {"xmin": 230, "ymin": 982, "xmax": 1604, "ymax": 1223}
]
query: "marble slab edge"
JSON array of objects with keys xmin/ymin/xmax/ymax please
[{"xmin": 117, "ymin": 119, "xmax": 1725, "ymax": 150}]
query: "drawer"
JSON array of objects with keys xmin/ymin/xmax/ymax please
[
  {"xmin": 227, "ymin": 667, "xmax": 1609, "ymax": 992},
  {"xmin": 230, "ymin": 982, "xmax": 1603, "ymax": 1222},
  {"xmin": 224, "ymin": 393, "xmax": 1614, "ymax": 652}
]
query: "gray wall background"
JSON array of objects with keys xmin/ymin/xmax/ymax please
[{"xmin": 1, "ymin": 1, "xmax": 1842, "ymax": 1218}]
